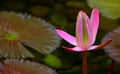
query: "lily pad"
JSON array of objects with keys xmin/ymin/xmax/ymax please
[
  {"xmin": 99, "ymin": 17, "xmax": 119, "ymax": 32},
  {"xmin": 43, "ymin": 54, "xmax": 62, "ymax": 68},
  {"xmin": 102, "ymin": 28, "xmax": 120, "ymax": 62},
  {"xmin": 50, "ymin": 13, "xmax": 68, "ymax": 29},
  {"xmin": 29, "ymin": 6, "xmax": 50, "ymax": 17},
  {"xmin": 0, "ymin": 59, "xmax": 57, "ymax": 74},
  {"xmin": 87, "ymin": 0, "xmax": 120, "ymax": 19},
  {"xmin": 0, "ymin": 11, "xmax": 61, "ymax": 58},
  {"xmin": 66, "ymin": 1, "xmax": 85, "ymax": 8}
]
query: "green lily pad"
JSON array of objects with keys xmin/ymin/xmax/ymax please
[
  {"xmin": 99, "ymin": 17, "xmax": 119, "ymax": 32},
  {"xmin": 50, "ymin": 13, "xmax": 68, "ymax": 29},
  {"xmin": 43, "ymin": 54, "xmax": 62, "ymax": 68},
  {"xmin": 87, "ymin": 0, "xmax": 120, "ymax": 19},
  {"xmin": 66, "ymin": 1, "xmax": 85, "ymax": 8},
  {"xmin": 29, "ymin": 6, "xmax": 50, "ymax": 17}
]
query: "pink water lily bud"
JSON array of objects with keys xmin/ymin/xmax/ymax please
[{"xmin": 55, "ymin": 8, "xmax": 111, "ymax": 52}]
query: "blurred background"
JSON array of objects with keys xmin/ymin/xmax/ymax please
[{"xmin": 0, "ymin": 0, "xmax": 120, "ymax": 74}]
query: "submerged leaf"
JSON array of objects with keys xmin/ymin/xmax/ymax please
[
  {"xmin": 87, "ymin": 0, "xmax": 120, "ymax": 19},
  {"xmin": 0, "ymin": 59, "xmax": 57, "ymax": 74},
  {"xmin": 0, "ymin": 11, "xmax": 61, "ymax": 58},
  {"xmin": 102, "ymin": 28, "xmax": 120, "ymax": 62}
]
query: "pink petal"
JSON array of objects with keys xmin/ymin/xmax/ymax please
[
  {"xmin": 87, "ymin": 45, "xmax": 98, "ymax": 51},
  {"xmin": 55, "ymin": 29, "xmax": 77, "ymax": 46},
  {"xmin": 76, "ymin": 11, "xmax": 92, "ymax": 49},
  {"xmin": 94, "ymin": 39, "xmax": 112, "ymax": 50},
  {"xmin": 87, "ymin": 39, "xmax": 112, "ymax": 51},
  {"xmin": 90, "ymin": 8, "xmax": 99, "ymax": 44},
  {"xmin": 62, "ymin": 46, "xmax": 84, "ymax": 52}
]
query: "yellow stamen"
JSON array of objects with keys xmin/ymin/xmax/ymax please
[{"xmin": 82, "ymin": 13, "xmax": 88, "ymax": 45}]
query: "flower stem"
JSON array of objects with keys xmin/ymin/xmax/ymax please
[
  {"xmin": 82, "ymin": 51, "xmax": 87, "ymax": 74},
  {"xmin": 108, "ymin": 60, "xmax": 115, "ymax": 74}
]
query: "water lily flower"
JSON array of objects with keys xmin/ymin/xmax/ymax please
[{"xmin": 56, "ymin": 8, "xmax": 111, "ymax": 52}]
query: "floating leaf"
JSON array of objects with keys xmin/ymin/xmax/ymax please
[
  {"xmin": 50, "ymin": 13, "xmax": 68, "ymax": 30},
  {"xmin": 66, "ymin": 1, "xmax": 85, "ymax": 8},
  {"xmin": 87, "ymin": 0, "xmax": 120, "ymax": 19},
  {"xmin": 43, "ymin": 54, "xmax": 62, "ymax": 68},
  {"xmin": 0, "ymin": 59, "xmax": 57, "ymax": 74},
  {"xmin": 0, "ymin": 11, "xmax": 61, "ymax": 58},
  {"xmin": 102, "ymin": 28, "xmax": 120, "ymax": 62},
  {"xmin": 99, "ymin": 17, "xmax": 119, "ymax": 32},
  {"xmin": 29, "ymin": 6, "xmax": 50, "ymax": 17}
]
